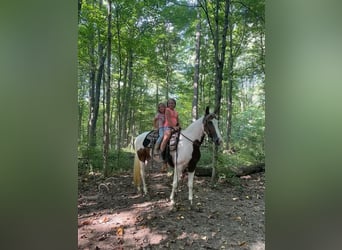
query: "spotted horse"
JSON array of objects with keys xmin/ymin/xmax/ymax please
[{"xmin": 133, "ymin": 106, "xmax": 223, "ymax": 205}]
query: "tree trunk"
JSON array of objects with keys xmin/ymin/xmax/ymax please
[
  {"xmin": 121, "ymin": 49, "xmax": 133, "ymax": 147},
  {"xmin": 88, "ymin": 4, "xmax": 106, "ymax": 149},
  {"xmin": 114, "ymin": 3, "xmax": 122, "ymax": 152},
  {"xmin": 103, "ymin": 0, "xmax": 112, "ymax": 177},
  {"xmin": 212, "ymin": 0, "xmax": 231, "ymax": 181},
  {"xmin": 214, "ymin": 0, "xmax": 230, "ymax": 116},
  {"xmin": 192, "ymin": 3, "xmax": 201, "ymax": 121},
  {"xmin": 88, "ymin": 29, "xmax": 96, "ymax": 148},
  {"xmin": 78, "ymin": 0, "xmax": 82, "ymax": 23},
  {"xmin": 226, "ymin": 16, "xmax": 234, "ymax": 151},
  {"xmin": 125, "ymin": 50, "xmax": 134, "ymax": 146}
]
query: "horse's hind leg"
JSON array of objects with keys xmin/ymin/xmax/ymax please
[
  {"xmin": 140, "ymin": 161, "xmax": 148, "ymax": 195},
  {"xmin": 188, "ymin": 171, "xmax": 195, "ymax": 205}
]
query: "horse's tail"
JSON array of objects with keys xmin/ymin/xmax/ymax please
[{"xmin": 133, "ymin": 153, "xmax": 141, "ymax": 189}]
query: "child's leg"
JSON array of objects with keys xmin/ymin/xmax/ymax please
[{"xmin": 155, "ymin": 128, "xmax": 164, "ymax": 150}]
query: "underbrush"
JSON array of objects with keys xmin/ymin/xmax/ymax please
[{"xmin": 78, "ymin": 146, "xmax": 134, "ymax": 175}]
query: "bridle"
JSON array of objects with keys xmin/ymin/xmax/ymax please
[
  {"xmin": 179, "ymin": 113, "xmax": 220, "ymax": 145},
  {"xmin": 203, "ymin": 113, "xmax": 220, "ymax": 145}
]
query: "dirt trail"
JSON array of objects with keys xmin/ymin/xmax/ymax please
[{"xmin": 78, "ymin": 163, "xmax": 265, "ymax": 250}]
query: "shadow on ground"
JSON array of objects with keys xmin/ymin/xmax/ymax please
[{"xmin": 78, "ymin": 163, "xmax": 265, "ymax": 250}]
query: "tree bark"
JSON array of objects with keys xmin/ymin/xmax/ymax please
[
  {"xmin": 231, "ymin": 163, "xmax": 265, "ymax": 177},
  {"xmin": 103, "ymin": 0, "xmax": 112, "ymax": 177},
  {"xmin": 226, "ymin": 16, "xmax": 234, "ymax": 151},
  {"xmin": 195, "ymin": 163, "xmax": 265, "ymax": 177},
  {"xmin": 192, "ymin": 3, "xmax": 201, "ymax": 121},
  {"xmin": 212, "ymin": 0, "xmax": 231, "ymax": 181},
  {"xmin": 88, "ymin": 0, "xmax": 106, "ymax": 149},
  {"xmin": 114, "ymin": 3, "xmax": 122, "ymax": 152}
]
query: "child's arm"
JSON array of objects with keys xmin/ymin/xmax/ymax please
[
  {"xmin": 153, "ymin": 116, "xmax": 158, "ymax": 129},
  {"xmin": 176, "ymin": 113, "xmax": 181, "ymax": 130},
  {"xmin": 165, "ymin": 109, "xmax": 172, "ymax": 126}
]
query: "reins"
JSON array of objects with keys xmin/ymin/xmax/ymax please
[
  {"xmin": 180, "ymin": 132, "xmax": 196, "ymax": 144},
  {"xmin": 179, "ymin": 114, "xmax": 213, "ymax": 145}
]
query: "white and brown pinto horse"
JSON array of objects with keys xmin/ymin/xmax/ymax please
[{"xmin": 133, "ymin": 106, "xmax": 223, "ymax": 204}]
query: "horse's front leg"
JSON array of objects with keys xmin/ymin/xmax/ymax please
[
  {"xmin": 140, "ymin": 161, "xmax": 148, "ymax": 195},
  {"xmin": 188, "ymin": 171, "xmax": 195, "ymax": 205},
  {"xmin": 170, "ymin": 165, "xmax": 181, "ymax": 204}
]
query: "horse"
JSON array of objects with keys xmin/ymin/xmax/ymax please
[{"xmin": 133, "ymin": 106, "xmax": 223, "ymax": 204}]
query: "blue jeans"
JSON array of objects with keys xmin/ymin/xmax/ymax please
[{"xmin": 156, "ymin": 127, "xmax": 165, "ymax": 144}]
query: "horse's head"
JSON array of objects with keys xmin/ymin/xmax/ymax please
[{"xmin": 203, "ymin": 106, "xmax": 223, "ymax": 146}]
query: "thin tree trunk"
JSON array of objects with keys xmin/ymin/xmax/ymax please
[
  {"xmin": 115, "ymin": 5, "xmax": 122, "ymax": 152},
  {"xmin": 192, "ymin": 4, "xmax": 201, "ymax": 122},
  {"xmin": 125, "ymin": 50, "xmax": 134, "ymax": 146},
  {"xmin": 211, "ymin": 0, "xmax": 231, "ymax": 182},
  {"xmin": 103, "ymin": 0, "xmax": 112, "ymax": 177},
  {"xmin": 226, "ymin": 16, "xmax": 234, "ymax": 151},
  {"xmin": 88, "ymin": 32, "xmax": 96, "ymax": 148},
  {"xmin": 121, "ymin": 54, "xmax": 128, "ymax": 147},
  {"xmin": 214, "ymin": 0, "xmax": 230, "ymax": 117},
  {"xmin": 78, "ymin": 0, "xmax": 82, "ymax": 23},
  {"xmin": 88, "ymin": 0, "xmax": 106, "ymax": 149},
  {"xmin": 78, "ymin": 99, "xmax": 83, "ymax": 145}
]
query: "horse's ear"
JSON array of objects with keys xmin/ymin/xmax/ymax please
[{"xmin": 205, "ymin": 106, "xmax": 210, "ymax": 115}]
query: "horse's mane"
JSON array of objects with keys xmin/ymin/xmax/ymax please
[
  {"xmin": 183, "ymin": 116, "xmax": 204, "ymax": 131},
  {"xmin": 181, "ymin": 116, "xmax": 205, "ymax": 141}
]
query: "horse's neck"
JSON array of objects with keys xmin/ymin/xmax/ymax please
[{"xmin": 182, "ymin": 117, "xmax": 204, "ymax": 141}]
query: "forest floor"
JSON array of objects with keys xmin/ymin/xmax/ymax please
[{"xmin": 78, "ymin": 162, "xmax": 265, "ymax": 250}]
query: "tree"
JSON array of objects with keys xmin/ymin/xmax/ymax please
[
  {"xmin": 200, "ymin": 0, "xmax": 231, "ymax": 181},
  {"xmin": 103, "ymin": 0, "xmax": 112, "ymax": 177},
  {"xmin": 192, "ymin": 1, "xmax": 201, "ymax": 121},
  {"xmin": 77, "ymin": 0, "xmax": 265, "ymax": 175}
]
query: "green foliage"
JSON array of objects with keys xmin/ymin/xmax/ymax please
[
  {"xmin": 77, "ymin": 0, "xmax": 265, "ymax": 175},
  {"xmin": 78, "ymin": 145, "xmax": 134, "ymax": 175},
  {"xmin": 231, "ymin": 107, "xmax": 265, "ymax": 163}
]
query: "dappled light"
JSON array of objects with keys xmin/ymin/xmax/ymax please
[
  {"xmin": 78, "ymin": 161, "xmax": 265, "ymax": 249},
  {"xmin": 78, "ymin": 0, "xmax": 265, "ymax": 248}
]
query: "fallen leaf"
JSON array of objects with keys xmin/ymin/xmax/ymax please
[
  {"xmin": 101, "ymin": 217, "xmax": 110, "ymax": 223},
  {"xmin": 177, "ymin": 214, "xmax": 184, "ymax": 220},
  {"xmin": 117, "ymin": 226, "xmax": 124, "ymax": 236},
  {"xmin": 80, "ymin": 220, "xmax": 91, "ymax": 226},
  {"xmin": 239, "ymin": 241, "xmax": 247, "ymax": 246},
  {"xmin": 201, "ymin": 235, "xmax": 208, "ymax": 241},
  {"xmin": 234, "ymin": 216, "xmax": 242, "ymax": 221}
]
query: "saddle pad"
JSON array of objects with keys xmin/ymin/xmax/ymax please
[{"xmin": 143, "ymin": 130, "xmax": 159, "ymax": 147}]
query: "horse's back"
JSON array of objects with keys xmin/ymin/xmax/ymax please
[{"xmin": 135, "ymin": 131, "xmax": 149, "ymax": 151}]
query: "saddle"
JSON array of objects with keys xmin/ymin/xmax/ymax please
[
  {"xmin": 142, "ymin": 130, "xmax": 159, "ymax": 148},
  {"xmin": 168, "ymin": 130, "xmax": 181, "ymax": 151},
  {"xmin": 142, "ymin": 129, "xmax": 181, "ymax": 152}
]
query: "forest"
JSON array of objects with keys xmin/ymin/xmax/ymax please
[{"xmin": 78, "ymin": 0, "xmax": 265, "ymax": 178}]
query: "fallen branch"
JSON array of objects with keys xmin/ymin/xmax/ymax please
[
  {"xmin": 231, "ymin": 163, "xmax": 265, "ymax": 177},
  {"xmin": 195, "ymin": 163, "xmax": 265, "ymax": 177}
]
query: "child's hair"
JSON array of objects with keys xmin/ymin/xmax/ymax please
[
  {"xmin": 167, "ymin": 98, "xmax": 176, "ymax": 107},
  {"xmin": 157, "ymin": 103, "xmax": 166, "ymax": 113}
]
